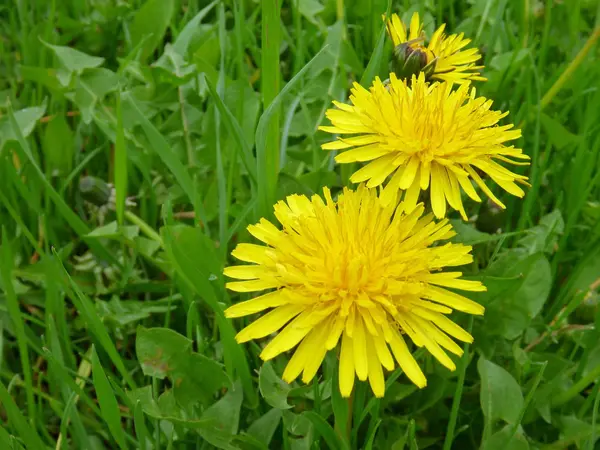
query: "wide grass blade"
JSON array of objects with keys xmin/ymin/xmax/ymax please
[
  {"xmin": 259, "ymin": 0, "xmax": 281, "ymax": 218},
  {"xmin": 91, "ymin": 346, "xmax": 128, "ymax": 450},
  {"xmin": 0, "ymin": 380, "xmax": 45, "ymax": 450},
  {"xmin": 255, "ymin": 46, "xmax": 329, "ymax": 216}
]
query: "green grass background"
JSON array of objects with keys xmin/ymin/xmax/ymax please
[{"xmin": 1, "ymin": 0, "xmax": 600, "ymax": 448}]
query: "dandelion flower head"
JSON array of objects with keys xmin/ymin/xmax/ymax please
[
  {"xmin": 224, "ymin": 185, "xmax": 485, "ymax": 398},
  {"xmin": 321, "ymin": 73, "xmax": 530, "ymax": 220},
  {"xmin": 386, "ymin": 12, "xmax": 485, "ymax": 84}
]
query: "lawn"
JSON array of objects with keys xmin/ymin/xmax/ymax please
[{"xmin": 1, "ymin": 0, "xmax": 600, "ymax": 448}]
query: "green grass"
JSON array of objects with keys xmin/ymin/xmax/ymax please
[{"xmin": 1, "ymin": 0, "xmax": 600, "ymax": 449}]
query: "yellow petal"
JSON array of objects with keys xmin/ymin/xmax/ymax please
[
  {"xmin": 224, "ymin": 290, "xmax": 288, "ymax": 318},
  {"xmin": 235, "ymin": 304, "xmax": 305, "ymax": 343},
  {"xmin": 405, "ymin": 317, "xmax": 456, "ymax": 370},
  {"xmin": 353, "ymin": 316, "xmax": 369, "ymax": 381},
  {"xmin": 430, "ymin": 164, "xmax": 447, "ymax": 218},
  {"xmin": 339, "ymin": 332, "xmax": 355, "ymax": 397},
  {"xmin": 223, "ymin": 265, "xmax": 270, "ymax": 280},
  {"xmin": 423, "ymin": 285, "xmax": 485, "ymax": 315},
  {"xmin": 366, "ymin": 333, "xmax": 385, "ymax": 397},
  {"xmin": 226, "ymin": 278, "xmax": 279, "ymax": 292},
  {"xmin": 301, "ymin": 320, "xmax": 332, "ymax": 383},
  {"xmin": 388, "ymin": 328, "xmax": 427, "ymax": 388}
]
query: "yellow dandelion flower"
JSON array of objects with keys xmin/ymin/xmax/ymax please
[
  {"xmin": 386, "ymin": 12, "xmax": 486, "ymax": 84},
  {"xmin": 224, "ymin": 185, "xmax": 485, "ymax": 398},
  {"xmin": 320, "ymin": 73, "xmax": 530, "ymax": 220}
]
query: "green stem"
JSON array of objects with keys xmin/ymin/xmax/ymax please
[
  {"xmin": 443, "ymin": 317, "xmax": 473, "ymax": 450},
  {"xmin": 346, "ymin": 392, "xmax": 354, "ymax": 444},
  {"xmin": 124, "ymin": 211, "xmax": 164, "ymax": 247}
]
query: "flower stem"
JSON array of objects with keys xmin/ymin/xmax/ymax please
[{"xmin": 346, "ymin": 391, "xmax": 354, "ymax": 444}]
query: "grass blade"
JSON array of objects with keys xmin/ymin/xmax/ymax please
[
  {"xmin": 91, "ymin": 346, "xmax": 128, "ymax": 450},
  {"xmin": 205, "ymin": 78, "xmax": 257, "ymax": 184},
  {"xmin": 114, "ymin": 91, "xmax": 127, "ymax": 225},
  {"xmin": 7, "ymin": 107, "xmax": 119, "ymax": 267},
  {"xmin": 255, "ymin": 45, "xmax": 329, "ymax": 216},
  {"xmin": 359, "ymin": 0, "xmax": 391, "ymax": 87},
  {"xmin": 0, "ymin": 380, "xmax": 45, "ymax": 450},
  {"xmin": 53, "ymin": 252, "xmax": 136, "ymax": 389},
  {"xmin": 0, "ymin": 229, "xmax": 35, "ymax": 425},
  {"xmin": 259, "ymin": 0, "xmax": 281, "ymax": 218},
  {"xmin": 124, "ymin": 94, "xmax": 208, "ymax": 229}
]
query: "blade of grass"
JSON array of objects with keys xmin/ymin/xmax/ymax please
[
  {"xmin": 114, "ymin": 91, "xmax": 127, "ymax": 225},
  {"xmin": 123, "ymin": 94, "xmax": 209, "ymax": 234},
  {"xmin": 341, "ymin": 0, "xmax": 390, "ymax": 185},
  {"xmin": 52, "ymin": 252, "xmax": 136, "ymax": 389},
  {"xmin": 205, "ymin": 79, "xmax": 258, "ymax": 184},
  {"xmin": 0, "ymin": 229, "xmax": 35, "ymax": 426},
  {"xmin": 7, "ymin": 107, "xmax": 119, "ymax": 267},
  {"xmin": 255, "ymin": 46, "xmax": 329, "ymax": 215},
  {"xmin": 359, "ymin": 0, "xmax": 391, "ymax": 88},
  {"xmin": 91, "ymin": 346, "xmax": 128, "ymax": 450},
  {"xmin": 134, "ymin": 400, "xmax": 149, "ymax": 450},
  {"xmin": 215, "ymin": 4, "xmax": 228, "ymax": 254},
  {"xmin": 304, "ymin": 411, "xmax": 350, "ymax": 450},
  {"xmin": 259, "ymin": 0, "xmax": 281, "ymax": 217},
  {"xmin": 0, "ymin": 380, "xmax": 45, "ymax": 450}
]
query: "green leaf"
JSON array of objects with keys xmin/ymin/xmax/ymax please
[
  {"xmin": 171, "ymin": 0, "xmax": 219, "ymax": 56},
  {"xmin": 476, "ymin": 252, "xmax": 552, "ymax": 339},
  {"xmin": 247, "ymin": 408, "xmax": 283, "ymax": 446},
  {"xmin": 517, "ymin": 210, "xmax": 564, "ymax": 255},
  {"xmin": 483, "ymin": 425, "xmax": 530, "ymax": 450},
  {"xmin": 161, "ymin": 224, "xmax": 258, "ymax": 407},
  {"xmin": 135, "ymin": 327, "xmax": 229, "ymax": 407},
  {"xmin": 0, "ymin": 105, "xmax": 46, "ymax": 149},
  {"xmin": 43, "ymin": 114, "xmax": 74, "ymax": 175},
  {"xmin": 540, "ymin": 113, "xmax": 580, "ymax": 149},
  {"xmin": 478, "ymin": 357, "xmax": 524, "ymax": 425},
  {"xmin": 259, "ymin": 361, "xmax": 293, "ymax": 410},
  {"xmin": 91, "ymin": 346, "xmax": 128, "ymax": 450},
  {"xmin": 87, "ymin": 221, "xmax": 139, "ymax": 240},
  {"xmin": 130, "ymin": 0, "xmax": 175, "ymax": 62},
  {"xmin": 298, "ymin": 0, "xmax": 324, "ymax": 24},
  {"xmin": 43, "ymin": 40, "xmax": 105, "ymax": 71},
  {"xmin": 197, "ymin": 382, "xmax": 244, "ymax": 450},
  {"xmin": 128, "ymin": 386, "xmax": 213, "ymax": 429}
]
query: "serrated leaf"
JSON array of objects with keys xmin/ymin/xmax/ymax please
[{"xmin": 43, "ymin": 41, "xmax": 105, "ymax": 72}]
